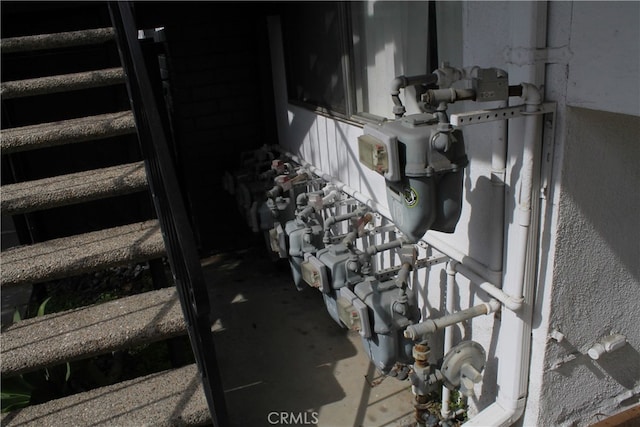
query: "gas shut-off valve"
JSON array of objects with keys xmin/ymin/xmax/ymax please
[{"xmin": 409, "ymin": 341, "xmax": 486, "ymax": 399}]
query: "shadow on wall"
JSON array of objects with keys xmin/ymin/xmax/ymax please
[
  {"xmin": 557, "ymin": 107, "xmax": 640, "ymax": 282},
  {"xmin": 462, "ymin": 156, "xmax": 506, "ymax": 408},
  {"xmin": 593, "ymin": 344, "xmax": 640, "ymax": 391}
]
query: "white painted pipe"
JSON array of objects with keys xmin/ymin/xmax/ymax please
[
  {"xmin": 465, "ymin": 88, "xmax": 543, "ymax": 427},
  {"xmin": 322, "ymin": 189, "xmax": 340, "ymax": 205},
  {"xmin": 463, "ymin": 0, "xmax": 548, "ymax": 423},
  {"xmin": 488, "ymin": 101, "xmax": 508, "ymax": 282},
  {"xmin": 464, "ymin": 0, "xmax": 547, "ymax": 419},
  {"xmin": 324, "ymin": 207, "xmax": 367, "ymax": 231},
  {"xmin": 455, "ymin": 263, "xmax": 523, "ymax": 311},
  {"xmin": 395, "ymin": 262, "xmax": 412, "ymax": 289},
  {"xmin": 510, "ymin": 83, "xmax": 542, "ymax": 299},
  {"xmin": 441, "ymin": 261, "xmax": 458, "ymax": 419},
  {"xmin": 587, "ymin": 334, "xmax": 627, "ymax": 360},
  {"xmin": 366, "ymin": 238, "xmax": 405, "ymax": 256},
  {"xmin": 421, "ymin": 233, "xmax": 495, "ymax": 284},
  {"xmin": 404, "ymin": 299, "xmax": 501, "ymax": 340}
]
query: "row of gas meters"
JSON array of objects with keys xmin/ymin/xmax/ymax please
[{"xmin": 223, "ymin": 146, "xmax": 487, "ymax": 408}]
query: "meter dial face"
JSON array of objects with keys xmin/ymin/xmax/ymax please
[{"xmin": 403, "ymin": 187, "xmax": 419, "ymax": 207}]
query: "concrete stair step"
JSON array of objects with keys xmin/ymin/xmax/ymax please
[
  {"xmin": 0, "ymin": 67, "xmax": 125, "ymax": 100},
  {"xmin": 1, "ymin": 161, "xmax": 148, "ymax": 215},
  {"xmin": 0, "ymin": 111, "xmax": 136, "ymax": 154},
  {"xmin": 1, "ymin": 287, "xmax": 186, "ymax": 377},
  {"xmin": 0, "ymin": 364, "xmax": 210, "ymax": 426},
  {"xmin": 1, "ymin": 220, "xmax": 166, "ymax": 288},
  {"xmin": 1, "ymin": 27, "xmax": 115, "ymax": 54}
]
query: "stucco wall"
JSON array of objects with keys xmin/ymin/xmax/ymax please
[
  {"xmin": 537, "ymin": 109, "xmax": 640, "ymax": 426},
  {"xmin": 529, "ymin": 2, "xmax": 640, "ymax": 425}
]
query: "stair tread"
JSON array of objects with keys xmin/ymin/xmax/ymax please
[
  {"xmin": 0, "ymin": 110, "xmax": 136, "ymax": 154},
  {"xmin": 0, "ymin": 67, "xmax": 125, "ymax": 100},
  {"xmin": 1, "ymin": 27, "xmax": 115, "ymax": 54},
  {"xmin": 1, "ymin": 287, "xmax": 186, "ymax": 377},
  {"xmin": 1, "ymin": 220, "xmax": 166, "ymax": 288},
  {"xmin": 1, "ymin": 161, "xmax": 148, "ymax": 215},
  {"xmin": 0, "ymin": 364, "xmax": 210, "ymax": 426}
]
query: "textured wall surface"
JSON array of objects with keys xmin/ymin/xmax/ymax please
[
  {"xmin": 537, "ymin": 108, "xmax": 640, "ymax": 426},
  {"xmin": 565, "ymin": 2, "xmax": 640, "ymax": 116}
]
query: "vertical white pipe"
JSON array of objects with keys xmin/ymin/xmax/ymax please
[
  {"xmin": 496, "ymin": 89, "xmax": 543, "ymax": 406},
  {"xmin": 465, "ymin": 0, "xmax": 547, "ymax": 423},
  {"xmin": 488, "ymin": 102, "xmax": 508, "ymax": 281},
  {"xmin": 465, "ymin": 104, "xmax": 543, "ymax": 426},
  {"xmin": 441, "ymin": 261, "xmax": 458, "ymax": 419}
]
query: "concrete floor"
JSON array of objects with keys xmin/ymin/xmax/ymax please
[{"xmin": 203, "ymin": 246, "xmax": 416, "ymax": 427}]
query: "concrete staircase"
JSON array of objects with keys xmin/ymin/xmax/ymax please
[{"xmin": 0, "ymin": 15, "xmax": 211, "ymax": 427}]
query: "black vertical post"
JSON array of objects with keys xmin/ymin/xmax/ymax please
[
  {"xmin": 108, "ymin": 3, "xmax": 228, "ymax": 426},
  {"xmin": 427, "ymin": 0, "xmax": 439, "ymax": 74}
]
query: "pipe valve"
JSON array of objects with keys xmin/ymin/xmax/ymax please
[
  {"xmin": 440, "ymin": 341, "xmax": 486, "ymax": 398},
  {"xmin": 588, "ymin": 334, "xmax": 627, "ymax": 360}
]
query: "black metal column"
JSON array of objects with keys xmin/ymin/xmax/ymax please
[{"xmin": 108, "ymin": 3, "xmax": 228, "ymax": 426}]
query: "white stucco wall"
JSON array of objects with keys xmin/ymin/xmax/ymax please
[
  {"xmin": 527, "ymin": 2, "xmax": 640, "ymax": 425},
  {"xmin": 539, "ymin": 107, "xmax": 640, "ymax": 426},
  {"xmin": 269, "ymin": 1, "xmax": 640, "ymax": 425}
]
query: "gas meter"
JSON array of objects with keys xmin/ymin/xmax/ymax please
[{"xmin": 358, "ymin": 113, "xmax": 467, "ymax": 242}]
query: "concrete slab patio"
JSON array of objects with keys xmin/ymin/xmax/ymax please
[{"xmin": 203, "ymin": 247, "xmax": 416, "ymax": 427}]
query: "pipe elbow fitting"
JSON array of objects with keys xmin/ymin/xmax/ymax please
[
  {"xmin": 323, "ymin": 216, "xmax": 337, "ymax": 231},
  {"xmin": 462, "ymin": 66, "xmax": 480, "ymax": 80},
  {"xmin": 322, "ymin": 190, "xmax": 339, "ymax": 205},
  {"xmin": 484, "ymin": 299, "xmax": 502, "ymax": 314},
  {"xmin": 505, "ymin": 295, "xmax": 525, "ymax": 311},
  {"xmin": 404, "ymin": 320, "xmax": 436, "ymax": 340},
  {"xmin": 447, "ymin": 261, "xmax": 459, "ymax": 276},
  {"xmin": 297, "ymin": 206, "xmax": 314, "ymax": 220},
  {"xmin": 520, "ymin": 82, "xmax": 542, "ymax": 106},
  {"xmin": 356, "ymin": 206, "xmax": 369, "ymax": 216},
  {"xmin": 391, "ymin": 76, "xmax": 408, "ymax": 95},
  {"xmin": 434, "ymin": 64, "xmax": 463, "ymax": 88}
]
